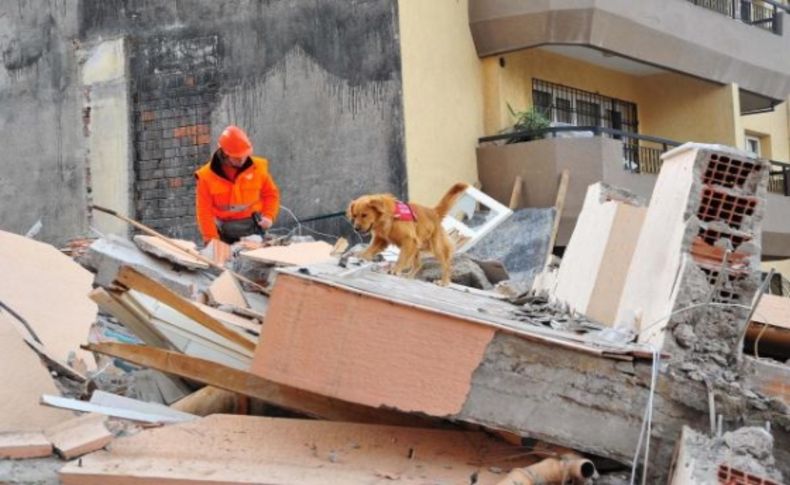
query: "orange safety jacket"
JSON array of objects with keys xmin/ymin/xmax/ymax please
[{"xmin": 194, "ymin": 152, "xmax": 280, "ymax": 242}]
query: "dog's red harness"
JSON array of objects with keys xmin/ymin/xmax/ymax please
[{"xmin": 393, "ymin": 201, "xmax": 417, "ymax": 221}]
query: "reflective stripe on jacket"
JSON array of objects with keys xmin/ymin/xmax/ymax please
[{"xmin": 194, "ymin": 152, "xmax": 280, "ymax": 242}]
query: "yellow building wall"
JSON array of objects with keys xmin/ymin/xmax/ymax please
[
  {"xmin": 636, "ymin": 75, "xmax": 739, "ymax": 147},
  {"xmin": 398, "ymin": 0, "xmax": 483, "ymax": 205},
  {"xmin": 762, "ymin": 259, "xmax": 790, "ymax": 278},
  {"xmin": 484, "ymin": 49, "xmax": 640, "ymax": 135},
  {"xmin": 483, "ymin": 48, "xmax": 740, "ymax": 146},
  {"xmin": 740, "ymin": 99, "xmax": 790, "ymax": 162}
]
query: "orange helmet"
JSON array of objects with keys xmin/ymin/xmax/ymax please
[{"xmin": 218, "ymin": 125, "xmax": 253, "ymax": 159}]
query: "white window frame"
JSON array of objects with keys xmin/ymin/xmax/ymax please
[{"xmin": 745, "ymin": 135, "xmax": 761, "ymax": 156}]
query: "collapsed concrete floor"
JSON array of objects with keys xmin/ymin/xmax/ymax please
[{"xmin": 1, "ymin": 143, "xmax": 789, "ymax": 484}]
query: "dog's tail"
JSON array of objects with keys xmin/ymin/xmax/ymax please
[{"xmin": 434, "ymin": 182, "xmax": 470, "ymax": 219}]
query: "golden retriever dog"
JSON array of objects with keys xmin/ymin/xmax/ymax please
[{"xmin": 347, "ymin": 182, "xmax": 469, "ymax": 285}]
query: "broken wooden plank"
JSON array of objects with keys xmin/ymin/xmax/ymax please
[
  {"xmin": 84, "ymin": 342, "xmax": 433, "ymax": 428},
  {"xmin": 114, "ymin": 266, "xmax": 255, "ymax": 353},
  {"xmin": 193, "ymin": 301, "xmax": 260, "ymax": 335},
  {"xmin": 545, "ymin": 169, "xmax": 569, "ymax": 263},
  {"xmin": 44, "ymin": 413, "xmax": 112, "ymax": 460},
  {"xmin": 207, "ymin": 270, "xmax": 249, "ymax": 309},
  {"xmin": 0, "ymin": 229, "xmax": 97, "ymax": 369},
  {"xmin": 133, "ymin": 235, "xmax": 208, "ymax": 270},
  {"xmin": 0, "ymin": 311, "xmax": 72, "ymax": 432},
  {"xmin": 170, "ymin": 387, "xmax": 242, "ymax": 417},
  {"xmin": 41, "ymin": 395, "xmax": 193, "ymax": 424},
  {"xmin": 89, "ymin": 287, "xmax": 175, "ymax": 350},
  {"xmin": 59, "ymin": 415, "xmax": 531, "ymax": 485},
  {"xmin": 120, "ymin": 290, "xmax": 254, "ymax": 369},
  {"xmin": 240, "ymin": 241, "xmax": 336, "ymax": 266},
  {"xmin": 0, "ymin": 432, "xmax": 53, "ymax": 459},
  {"xmin": 508, "ymin": 175, "xmax": 523, "ymax": 209}
]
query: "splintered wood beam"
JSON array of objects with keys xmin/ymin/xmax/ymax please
[
  {"xmin": 83, "ymin": 342, "xmax": 434, "ymax": 428},
  {"xmin": 114, "ymin": 266, "xmax": 255, "ymax": 353},
  {"xmin": 546, "ymin": 169, "xmax": 570, "ymax": 263},
  {"xmin": 89, "ymin": 287, "xmax": 175, "ymax": 351}
]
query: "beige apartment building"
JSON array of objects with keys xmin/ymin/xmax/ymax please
[{"xmin": 397, "ymin": 0, "xmax": 790, "ymax": 266}]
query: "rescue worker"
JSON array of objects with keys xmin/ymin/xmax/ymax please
[{"xmin": 194, "ymin": 125, "xmax": 280, "ymax": 244}]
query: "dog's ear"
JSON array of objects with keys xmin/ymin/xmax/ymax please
[
  {"xmin": 346, "ymin": 200, "xmax": 356, "ymax": 220},
  {"xmin": 368, "ymin": 197, "xmax": 387, "ymax": 215}
]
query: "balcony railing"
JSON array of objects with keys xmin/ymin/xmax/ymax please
[
  {"xmin": 478, "ymin": 126, "xmax": 790, "ymax": 196},
  {"xmin": 687, "ymin": 0, "xmax": 788, "ymax": 35},
  {"xmin": 769, "ymin": 161, "xmax": 790, "ymax": 195}
]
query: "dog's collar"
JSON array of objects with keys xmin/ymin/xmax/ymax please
[{"xmin": 393, "ymin": 200, "xmax": 417, "ymax": 222}]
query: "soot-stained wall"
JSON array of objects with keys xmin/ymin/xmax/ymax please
[
  {"xmin": 0, "ymin": 1, "xmax": 86, "ymax": 245},
  {"xmin": 80, "ymin": 0, "xmax": 406, "ymax": 241}
]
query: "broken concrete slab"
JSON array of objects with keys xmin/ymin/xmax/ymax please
[
  {"xmin": 59, "ymin": 415, "xmax": 533, "ymax": 484},
  {"xmin": 250, "ymin": 260, "xmax": 790, "ymax": 482},
  {"xmin": 207, "ymin": 270, "xmax": 249, "ymax": 309},
  {"xmin": 85, "ymin": 235, "xmax": 211, "ymax": 299},
  {"xmin": 466, "ymin": 207, "xmax": 555, "ymax": 283},
  {"xmin": 0, "ymin": 229, "xmax": 97, "ymax": 369},
  {"xmin": 249, "ymin": 266, "xmax": 669, "ymax": 464},
  {"xmin": 240, "ymin": 240, "xmax": 336, "ymax": 266},
  {"xmin": 0, "ymin": 432, "xmax": 52, "ymax": 459},
  {"xmin": 0, "ymin": 311, "xmax": 72, "ymax": 432},
  {"xmin": 553, "ymin": 183, "xmax": 646, "ymax": 326},
  {"xmin": 416, "ymin": 254, "xmax": 493, "ymax": 289},
  {"xmin": 133, "ymin": 235, "xmax": 208, "ymax": 271}
]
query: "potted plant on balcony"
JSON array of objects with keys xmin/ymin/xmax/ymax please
[{"xmin": 504, "ymin": 103, "xmax": 550, "ymax": 144}]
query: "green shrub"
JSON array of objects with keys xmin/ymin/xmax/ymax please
[{"xmin": 505, "ymin": 103, "xmax": 550, "ymax": 143}]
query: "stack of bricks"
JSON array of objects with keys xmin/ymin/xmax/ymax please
[
  {"xmin": 131, "ymin": 35, "xmax": 220, "ymax": 241},
  {"xmin": 615, "ymin": 143, "xmax": 770, "ymax": 367}
]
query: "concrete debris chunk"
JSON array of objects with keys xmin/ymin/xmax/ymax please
[
  {"xmin": 466, "ymin": 207, "xmax": 555, "ymax": 284},
  {"xmin": 669, "ymin": 426, "xmax": 783, "ymax": 484},
  {"xmin": 552, "ymin": 183, "xmax": 646, "ymax": 326},
  {"xmin": 86, "ymin": 235, "xmax": 211, "ymax": 298},
  {"xmin": 133, "ymin": 235, "xmax": 209, "ymax": 270}
]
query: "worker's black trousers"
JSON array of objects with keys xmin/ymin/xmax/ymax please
[{"xmin": 217, "ymin": 217, "xmax": 265, "ymax": 244}]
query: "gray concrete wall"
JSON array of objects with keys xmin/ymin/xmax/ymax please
[
  {"xmin": 80, "ymin": 0, "xmax": 406, "ymax": 241},
  {"xmin": 477, "ymin": 136, "xmax": 617, "ymax": 246},
  {"xmin": 0, "ymin": 1, "xmax": 87, "ymax": 245},
  {"xmin": 0, "ymin": 0, "xmax": 405, "ymax": 244}
]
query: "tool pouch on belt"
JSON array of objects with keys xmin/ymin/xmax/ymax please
[{"xmin": 217, "ymin": 218, "xmax": 262, "ymax": 244}]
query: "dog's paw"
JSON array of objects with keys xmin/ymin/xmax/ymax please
[{"xmin": 435, "ymin": 279, "xmax": 450, "ymax": 287}]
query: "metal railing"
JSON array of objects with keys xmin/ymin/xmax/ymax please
[
  {"xmin": 479, "ymin": 126, "xmax": 681, "ymax": 174},
  {"xmin": 769, "ymin": 161, "xmax": 790, "ymax": 195},
  {"xmin": 687, "ymin": 0, "xmax": 788, "ymax": 35},
  {"xmin": 479, "ymin": 127, "xmax": 790, "ymax": 195}
]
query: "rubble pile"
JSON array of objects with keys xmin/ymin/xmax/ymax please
[{"xmin": 0, "ymin": 143, "xmax": 788, "ymax": 484}]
